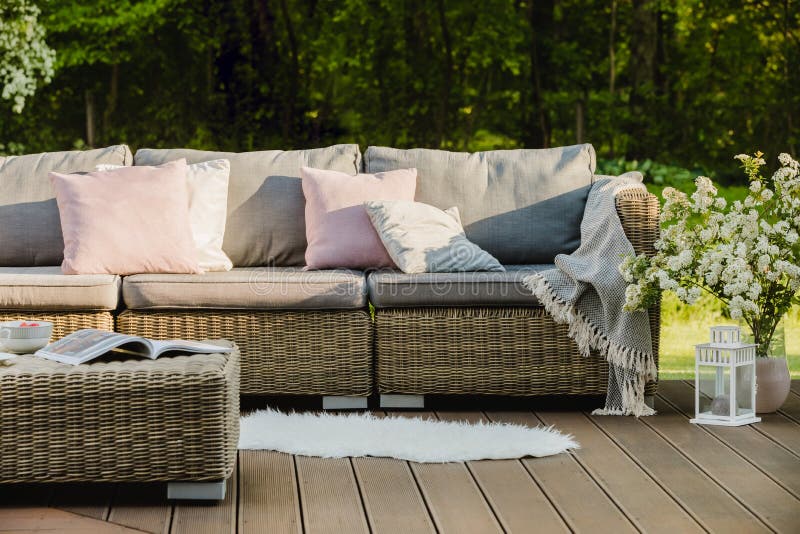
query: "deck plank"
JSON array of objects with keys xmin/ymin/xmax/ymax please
[
  {"xmin": 592, "ymin": 408, "xmax": 770, "ymax": 532},
  {"xmin": 295, "ymin": 455, "xmax": 370, "ymax": 534},
  {"xmin": 660, "ymin": 380, "xmax": 800, "ymax": 496},
  {"xmin": 238, "ymin": 451, "xmax": 302, "ymax": 534},
  {"xmin": 51, "ymin": 482, "xmax": 114, "ymax": 520},
  {"xmin": 351, "ymin": 457, "xmax": 436, "ymax": 534},
  {"xmin": 486, "ymin": 411, "xmax": 636, "ymax": 533},
  {"xmin": 778, "ymin": 389, "xmax": 800, "ymax": 423},
  {"xmin": 410, "ymin": 462, "xmax": 503, "ymax": 534},
  {"xmin": 643, "ymin": 394, "xmax": 800, "ymax": 531},
  {"xmin": 108, "ymin": 483, "xmax": 171, "ymax": 534},
  {"xmin": 0, "ymin": 507, "xmax": 142, "ymax": 533},
  {"xmin": 753, "ymin": 412, "xmax": 800, "ymax": 456},
  {"xmin": 436, "ymin": 411, "xmax": 569, "ymax": 533},
  {"xmin": 682, "ymin": 379, "xmax": 800, "ymax": 456},
  {"xmin": 791, "ymin": 380, "xmax": 800, "ymax": 395},
  {"xmin": 170, "ymin": 468, "xmax": 236, "ymax": 534},
  {"xmin": 536, "ymin": 410, "xmax": 703, "ymax": 533},
  {"xmin": 391, "ymin": 411, "xmax": 502, "ymax": 534}
]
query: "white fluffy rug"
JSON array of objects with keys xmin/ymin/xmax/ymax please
[{"xmin": 238, "ymin": 409, "xmax": 578, "ymax": 462}]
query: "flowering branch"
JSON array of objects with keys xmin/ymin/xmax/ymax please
[
  {"xmin": 620, "ymin": 152, "xmax": 800, "ymax": 357},
  {"xmin": 0, "ymin": 0, "xmax": 56, "ymax": 113}
]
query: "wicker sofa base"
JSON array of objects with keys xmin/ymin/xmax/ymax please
[
  {"xmin": 0, "ymin": 310, "xmax": 114, "ymax": 338},
  {"xmin": 0, "ymin": 347, "xmax": 239, "ymax": 484},
  {"xmin": 375, "ymin": 307, "xmax": 658, "ymax": 397},
  {"xmin": 118, "ymin": 309, "xmax": 373, "ymax": 397}
]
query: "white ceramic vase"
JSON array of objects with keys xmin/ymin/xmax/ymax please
[{"xmin": 755, "ymin": 357, "xmax": 790, "ymax": 413}]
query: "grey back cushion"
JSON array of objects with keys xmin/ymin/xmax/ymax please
[
  {"xmin": 135, "ymin": 144, "xmax": 361, "ymax": 267},
  {"xmin": 365, "ymin": 144, "xmax": 596, "ymax": 264},
  {"xmin": 0, "ymin": 145, "xmax": 132, "ymax": 266}
]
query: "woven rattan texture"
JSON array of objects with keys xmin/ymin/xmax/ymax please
[
  {"xmin": 117, "ymin": 310, "xmax": 373, "ymax": 396},
  {"xmin": 374, "ymin": 190, "xmax": 661, "ymax": 397},
  {"xmin": 376, "ymin": 307, "xmax": 611, "ymax": 395},
  {"xmin": 0, "ymin": 346, "xmax": 239, "ymax": 484},
  {"xmin": 0, "ymin": 311, "xmax": 113, "ymax": 338}
]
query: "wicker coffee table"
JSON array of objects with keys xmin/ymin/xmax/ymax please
[{"xmin": 0, "ymin": 342, "xmax": 239, "ymax": 500}]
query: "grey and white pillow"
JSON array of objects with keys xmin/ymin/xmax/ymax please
[{"xmin": 365, "ymin": 200, "xmax": 505, "ymax": 274}]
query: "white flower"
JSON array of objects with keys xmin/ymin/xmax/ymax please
[
  {"xmin": 623, "ymin": 284, "xmax": 643, "ymax": 311},
  {"xmin": 0, "ymin": 1, "xmax": 56, "ymax": 113},
  {"xmin": 675, "ymin": 287, "xmax": 688, "ymax": 302},
  {"xmin": 748, "ymin": 286, "xmax": 761, "ymax": 301},
  {"xmin": 686, "ymin": 287, "xmax": 702, "ymax": 304},
  {"xmin": 750, "ymin": 180, "xmax": 762, "ymax": 192},
  {"xmin": 618, "ymin": 256, "xmax": 635, "ymax": 282}
]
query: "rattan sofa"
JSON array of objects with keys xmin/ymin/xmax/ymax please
[{"xmin": 0, "ymin": 143, "xmax": 659, "ymax": 408}]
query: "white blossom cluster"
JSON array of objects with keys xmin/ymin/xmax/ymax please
[
  {"xmin": 0, "ymin": 0, "xmax": 55, "ymax": 113},
  {"xmin": 620, "ymin": 152, "xmax": 800, "ymax": 356}
]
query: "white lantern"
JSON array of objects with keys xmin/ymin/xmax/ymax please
[{"xmin": 690, "ymin": 326, "xmax": 761, "ymax": 426}]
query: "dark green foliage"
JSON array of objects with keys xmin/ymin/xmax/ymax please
[
  {"xmin": 597, "ymin": 158, "xmax": 701, "ymax": 188},
  {"xmin": 1, "ymin": 0, "xmax": 798, "ymax": 182}
]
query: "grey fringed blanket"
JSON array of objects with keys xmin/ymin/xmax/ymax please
[{"xmin": 524, "ymin": 174, "xmax": 657, "ymax": 416}]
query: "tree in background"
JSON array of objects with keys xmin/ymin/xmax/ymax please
[
  {"xmin": 0, "ymin": 0, "xmax": 55, "ymax": 113},
  {"xmin": 0, "ymin": 0, "xmax": 797, "ymax": 182}
]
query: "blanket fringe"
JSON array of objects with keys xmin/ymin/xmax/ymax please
[{"xmin": 524, "ymin": 274, "xmax": 656, "ymax": 417}]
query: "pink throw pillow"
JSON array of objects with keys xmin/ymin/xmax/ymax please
[
  {"xmin": 301, "ymin": 166, "xmax": 417, "ymax": 269},
  {"xmin": 50, "ymin": 159, "xmax": 202, "ymax": 275}
]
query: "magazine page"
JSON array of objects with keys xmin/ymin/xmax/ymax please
[
  {"xmin": 149, "ymin": 339, "xmax": 234, "ymax": 358},
  {"xmin": 35, "ymin": 329, "xmax": 153, "ymax": 365}
]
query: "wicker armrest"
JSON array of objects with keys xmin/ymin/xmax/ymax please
[{"xmin": 615, "ymin": 188, "xmax": 660, "ymax": 256}]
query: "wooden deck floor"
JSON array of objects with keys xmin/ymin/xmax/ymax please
[{"xmin": 3, "ymin": 380, "xmax": 800, "ymax": 533}]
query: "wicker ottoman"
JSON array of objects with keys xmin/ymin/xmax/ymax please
[{"xmin": 0, "ymin": 343, "xmax": 239, "ymax": 500}]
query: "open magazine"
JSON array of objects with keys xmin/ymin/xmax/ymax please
[{"xmin": 35, "ymin": 329, "xmax": 233, "ymax": 365}]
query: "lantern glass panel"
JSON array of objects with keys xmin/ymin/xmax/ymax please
[
  {"xmin": 735, "ymin": 365, "xmax": 755, "ymax": 416},
  {"xmin": 698, "ymin": 365, "xmax": 732, "ymax": 417}
]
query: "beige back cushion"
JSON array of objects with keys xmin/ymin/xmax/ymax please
[
  {"xmin": 135, "ymin": 145, "xmax": 361, "ymax": 266},
  {"xmin": 0, "ymin": 145, "xmax": 132, "ymax": 266}
]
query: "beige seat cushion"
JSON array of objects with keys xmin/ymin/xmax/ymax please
[
  {"xmin": 0, "ymin": 267, "xmax": 121, "ymax": 310},
  {"xmin": 367, "ymin": 265, "xmax": 551, "ymax": 307},
  {"xmin": 122, "ymin": 268, "xmax": 367, "ymax": 310}
]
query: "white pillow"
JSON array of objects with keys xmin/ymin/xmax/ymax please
[
  {"xmin": 97, "ymin": 159, "xmax": 233, "ymax": 272},
  {"xmin": 365, "ymin": 199, "xmax": 505, "ymax": 273}
]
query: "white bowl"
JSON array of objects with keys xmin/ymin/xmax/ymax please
[
  {"xmin": 0, "ymin": 320, "xmax": 53, "ymax": 340},
  {"xmin": 0, "ymin": 337, "xmax": 51, "ymax": 354}
]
